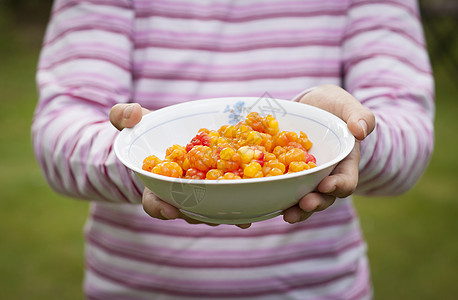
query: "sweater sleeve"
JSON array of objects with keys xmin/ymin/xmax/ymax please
[
  {"xmin": 32, "ymin": 0, "xmax": 143, "ymax": 203},
  {"xmin": 342, "ymin": 0, "xmax": 435, "ymax": 196}
]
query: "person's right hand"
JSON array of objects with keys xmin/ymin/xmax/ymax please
[{"xmin": 109, "ymin": 103, "xmax": 252, "ymax": 229}]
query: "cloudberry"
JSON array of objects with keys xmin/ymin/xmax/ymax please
[
  {"xmin": 278, "ymin": 148, "xmax": 306, "ymax": 167},
  {"xmin": 243, "ymin": 161, "xmax": 263, "ymax": 178},
  {"xmin": 298, "ymin": 131, "xmax": 313, "ymax": 151},
  {"xmin": 219, "ymin": 172, "xmax": 242, "ymax": 180},
  {"xmin": 288, "ymin": 161, "xmax": 310, "ymax": 173},
  {"xmin": 142, "ymin": 155, "xmax": 162, "ymax": 172},
  {"xmin": 188, "ymin": 145, "xmax": 217, "ymax": 172},
  {"xmin": 184, "ymin": 168, "xmax": 206, "ymax": 179},
  {"xmin": 186, "ymin": 131, "xmax": 211, "ymax": 152},
  {"xmin": 206, "ymin": 169, "xmax": 224, "ymax": 180},
  {"xmin": 152, "ymin": 161, "xmax": 183, "ymax": 178},
  {"xmin": 142, "ymin": 111, "xmax": 315, "ymax": 179}
]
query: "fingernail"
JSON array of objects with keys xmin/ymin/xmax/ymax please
[
  {"xmin": 323, "ymin": 185, "xmax": 336, "ymax": 194},
  {"xmin": 160, "ymin": 209, "xmax": 170, "ymax": 219},
  {"xmin": 359, "ymin": 119, "xmax": 368, "ymax": 139},
  {"xmin": 123, "ymin": 104, "xmax": 134, "ymax": 119}
]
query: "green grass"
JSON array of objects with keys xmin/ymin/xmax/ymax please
[
  {"xmin": 353, "ymin": 62, "xmax": 458, "ymax": 299},
  {"xmin": 0, "ymin": 14, "xmax": 88, "ymax": 300},
  {"xmin": 1, "ymin": 12, "xmax": 457, "ymax": 300}
]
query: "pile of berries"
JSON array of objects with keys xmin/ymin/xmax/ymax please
[{"xmin": 142, "ymin": 112, "xmax": 317, "ymax": 180}]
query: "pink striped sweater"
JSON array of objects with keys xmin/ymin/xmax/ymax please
[{"xmin": 32, "ymin": 0, "xmax": 434, "ymax": 299}]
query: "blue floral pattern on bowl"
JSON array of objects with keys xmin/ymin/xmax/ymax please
[{"xmin": 224, "ymin": 101, "xmax": 248, "ymax": 125}]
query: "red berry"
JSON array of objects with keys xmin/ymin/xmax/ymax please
[{"xmin": 186, "ymin": 132, "xmax": 211, "ymax": 152}]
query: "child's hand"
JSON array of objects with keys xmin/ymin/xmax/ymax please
[
  {"xmin": 282, "ymin": 85, "xmax": 376, "ymax": 224},
  {"xmin": 109, "ymin": 103, "xmax": 252, "ymax": 229}
]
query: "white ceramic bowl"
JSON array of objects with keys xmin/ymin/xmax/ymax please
[{"xmin": 114, "ymin": 97, "xmax": 354, "ymax": 224}]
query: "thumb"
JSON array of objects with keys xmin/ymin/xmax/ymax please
[
  {"xmin": 109, "ymin": 103, "xmax": 145, "ymax": 131},
  {"xmin": 298, "ymin": 85, "xmax": 375, "ymax": 140}
]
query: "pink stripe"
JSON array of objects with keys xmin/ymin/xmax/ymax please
[
  {"xmin": 53, "ymin": 0, "xmax": 131, "ymax": 16},
  {"xmin": 135, "ymin": 59, "xmax": 339, "ymax": 73},
  {"xmin": 103, "ymin": 140, "xmax": 134, "ymax": 203},
  {"xmin": 135, "ymin": 28, "xmax": 342, "ymax": 41},
  {"xmin": 86, "ymin": 228, "xmax": 362, "ymax": 268},
  {"xmin": 41, "ymin": 43, "xmax": 130, "ymax": 67},
  {"xmin": 44, "ymin": 24, "xmax": 132, "ymax": 47},
  {"xmin": 350, "ymin": 0, "xmax": 420, "ymax": 20},
  {"xmin": 358, "ymin": 121, "xmax": 400, "ymax": 192},
  {"xmin": 344, "ymin": 18, "xmax": 425, "ymax": 47},
  {"xmin": 365, "ymin": 112, "xmax": 431, "ymax": 194},
  {"xmin": 48, "ymin": 112, "xmax": 85, "ymax": 199},
  {"xmin": 348, "ymin": 72, "xmax": 428, "ymax": 95},
  {"xmin": 78, "ymin": 123, "xmax": 117, "ymax": 201},
  {"xmin": 39, "ymin": 53, "xmax": 130, "ymax": 72},
  {"xmin": 357, "ymin": 116, "xmax": 383, "ymax": 181},
  {"xmin": 38, "ymin": 73, "xmax": 131, "ymax": 97},
  {"xmin": 65, "ymin": 119, "xmax": 107, "ymax": 200},
  {"xmin": 135, "ymin": 1, "xmax": 346, "ymax": 22},
  {"xmin": 134, "ymin": 27, "xmax": 342, "ymax": 50},
  {"xmin": 344, "ymin": 52, "xmax": 432, "ymax": 75},
  {"xmin": 345, "ymin": 259, "xmax": 372, "ymax": 300},
  {"xmin": 133, "ymin": 69, "xmax": 339, "ymax": 82},
  {"xmin": 90, "ymin": 208, "xmax": 355, "ymax": 239},
  {"xmin": 134, "ymin": 91, "xmax": 295, "ymax": 107},
  {"xmin": 137, "ymin": 10, "xmax": 345, "ymax": 23},
  {"xmin": 86, "ymin": 254, "xmax": 360, "ymax": 297},
  {"xmin": 134, "ymin": 0, "xmax": 345, "ymax": 13},
  {"xmin": 135, "ymin": 38, "xmax": 340, "ymax": 52}
]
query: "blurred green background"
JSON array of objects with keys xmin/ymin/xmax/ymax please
[{"xmin": 0, "ymin": 1, "xmax": 457, "ymax": 299}]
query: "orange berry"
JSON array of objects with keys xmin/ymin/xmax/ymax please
[
  {"xmin": 243, "ymin": 161, "xmax": 263, "ymax": 178},
  {"xmin": 238, "ymin": 146, "xmax": 255, "ymax": 164},
  {"xmin": 285, "ymin": 141, "xmax": 306, "ymax": 152},
  {"xmin": 264, "ymin": 167, "xmax": 284, "ymax": 177},
  {"xmin": 272, "ymin": 146, "xmax": 287, "ymax": 158},
  {"xmin": 219, "ymin": 172, "xmax": 242, "ymax": 180},
  {"xmin": 265, "ymin": 115, "xmax": 279, "ymax": 136},
  {"xmin": 188, "ymin": 145, "xmax": 217, "ymax": 172},
  {"xmin": 246, "ymin": 130, "xmax": 263, "ymax": 146},
  {"xmin": 222, "ymin": 125, "xmax": 237, "ymax": 138},
  {"xmin": 278, "ymin": 148, "xmax": 306, "ymax": 167},
  {"xmin": 142, "ymin": 155, "xmax": 162, "ymax": 172},
  {"xmin": 206, "ymin": 169, "xmax": 224, "ymax": 180},
  {"xmin": 184, "ymin": 168, "xmax": 206, "ymax": 179},
  {"xmin": 165, "ymin": 145, "xmax": 187, "ymax": 168},
  {"xmin": 288, "ymin": 161, "xmax": 310, "ymax": 173},
  {"xmin": 143, "ymin": 113, "xmax": 315, "ymax": 180},
  {"xmin": 198, "ymin": 128, "xmax": 210, "ymax": 134},
  {"xmin": 274, "ymin": 131, "xmax": 298, "ymax": 147},
  {"xmin": 264, "ymin": 152, "xmax": 276, "ymax": 162},
  {"xmin": 152, "ymin": 161, "xmax": 183, "ymax": 178},
  {"xmin": 244, "ymin": 112, "xmax": 266, "ymax": 133},
  {"xmin": 298, "ymin": 131, "xmax": 313, "ymax": 151}
]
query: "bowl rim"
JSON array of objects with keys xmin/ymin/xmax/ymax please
[{"xmin": 114, "ymin": 97, "xmax": 355, "ymax": 185}]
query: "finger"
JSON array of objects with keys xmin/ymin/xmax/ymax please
[
  {"xmin": 237, "ymin": 223, "xmax": 252, "ymax": 229},
  {"xmin": 177, "ymin": 212, "xmax": 220, "ymax": 226},
  {"xmin": 109, "ymin": 103, "xmax": 145, "ymax": 131},
  {"xmin": 298, "ymin": 192, "xmax": 336, "ymax": 213},
  {"xmin": 298, "ymin": 85, "xmax": 375, "ymax": 140},
  {"xmin": 283, "ymin": 205, "xmax": 314, "ymax": 224},
  {"xmin": 142, "ymin": 187, "xmax": 180, "ymax": 220},
  {"xmin": 317, "ymin": 143, "xmax": 360, "ymax": 198}
]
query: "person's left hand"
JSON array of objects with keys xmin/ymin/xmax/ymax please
[{"xmin": 282, "ymin": 85, "xmax": 376, "ymax": 223}]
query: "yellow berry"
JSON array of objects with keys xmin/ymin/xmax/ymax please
[
  {"xmin": 152, "ymin": 161, "xmax": 183, "ymax": 178},
  {"xmin": 288, "ymin": 161, "xmax": 310, "ymax": 173},
  {"xmin": 206, "ymin": 169, "xmax": 224, "ymax": 180},
  {"xmin": 238, "ymin": 146, "xmax": 255, "ymax": 164},
  {"xmin": 243, "ymin": 161, "xmax": 263, "ymax": 178}
]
